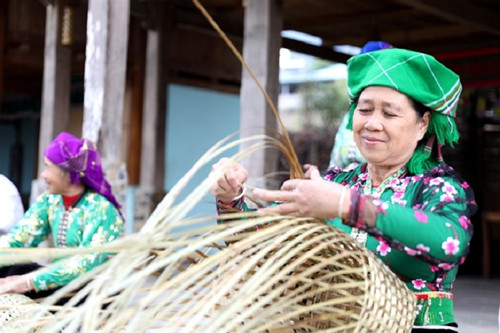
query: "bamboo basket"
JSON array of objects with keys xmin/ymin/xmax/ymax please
[
  {"xmin": 0, "ymin": 293, "xmax": 53, "ymax": 333},
  {"xmin": 150, "ymin": 217, "xmax": 417, "ymax": 332},
  {"xmin": 1, "ymin": 217, "xmax": 415, "ymax": 332}
]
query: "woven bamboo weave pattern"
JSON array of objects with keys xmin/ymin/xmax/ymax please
[
  {"xmin": 0, "ymin": 293, "xmax": 53, "ymax": 333},
  {"xmin": 163, "ymin": 218, "xmax": 417, "ymax": 332},
  {"xmin": 0, "ymin": 211, "xmax": 417, "ymax": 332}
]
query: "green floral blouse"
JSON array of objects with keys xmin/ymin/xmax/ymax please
[
  {"xmin": 217, "ymin": 162, "xmax": 476, "ymax": 327},
  {"xmin": 327, "ymin": 163, "xmax": 475, "ymax": 326},
  {"xmin": 0, "ymin": 190, "xmax": 123, "ymax": 291}
]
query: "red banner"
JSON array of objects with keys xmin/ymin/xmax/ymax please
[{"xmin": 435, "ymin": 46, "xmax": 500, "ymax": 88}]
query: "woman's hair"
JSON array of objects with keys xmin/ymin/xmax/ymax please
[
  {"xmin": 406, "ymin": 97, "xmax": 438, "ymax": 174},
  {"xmin": 59, "ymin": 167, "xmax": 68, "ymax": 181},
  {"xmin": 408, "ymin": 97, "xmax": 429, "ymax": 118}
]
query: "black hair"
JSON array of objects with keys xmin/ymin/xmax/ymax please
[{"xmin": 408, "ymin": 97, "xmax": 430, "ymax": 117}]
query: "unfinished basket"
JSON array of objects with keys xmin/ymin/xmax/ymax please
[
  {"xmin": 149, "ymin": 217, "xmax": 417, "ymax": 332},
  {"xmin": 0, "ymin": 293, "xmax": 53, "ymax": 333},
  {"xmin": 0, "ymin": 218, "xmax": 417, "ymax": 333}
]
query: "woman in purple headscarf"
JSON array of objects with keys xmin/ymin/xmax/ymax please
[{"xmin": 0, "ymin": 132, "xmax": 124, "ymax": 299}]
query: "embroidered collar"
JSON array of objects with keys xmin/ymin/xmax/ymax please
[{"xmin": 364, "ymin": 166, "xmax": 407, "ymax": 197}]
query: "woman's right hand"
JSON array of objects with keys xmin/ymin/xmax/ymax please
[{"xmin": 210, "ymin": 158, "xmax": 248, "ymax": 203}]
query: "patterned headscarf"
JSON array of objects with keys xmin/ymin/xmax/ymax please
[
  {"xmin": 44, "ymin": 132, "xmax": 121, "ymax": 211},
  {"xmin": 345, "ymin": 48, "xmax": 462, "ymax": 173}
]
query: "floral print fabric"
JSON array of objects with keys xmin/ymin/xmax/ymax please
[
  {"xmin": 0, "ymin": 190, "xmax": 124, "ymax": 291},
  {"xmin": 326, "ymin": 164, "xmax": 475, "ymax": 290},
  {"xmin": 326, "ymin": 163, "xmax": 476, "ymax": 326}
]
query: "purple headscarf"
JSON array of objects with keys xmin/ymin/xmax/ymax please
[{"xmin": 44, "ymin": 132, "xmax": 121, "ymax": 212}]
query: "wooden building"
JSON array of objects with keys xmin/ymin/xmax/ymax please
[{"xmin": 1, "ymin": 0, "xmax": 500, "ymax": 276}]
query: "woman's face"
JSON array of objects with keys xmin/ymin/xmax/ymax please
[
  {"xmin": 41, "ymin": 157, "xmax": 70, "ymax": 195},
  {"xmin": 353, "ymin": 86, "xmax": 430, "ymax": 169}
]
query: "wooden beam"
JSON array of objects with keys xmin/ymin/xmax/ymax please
[
  {"xmin": 323, "ymin": 23, "xmax": 480, "ymax": 50},
  {"xmin": 381, "ymin": 24, "xmax": 480, "ymax": 49},
  {"xmin": 395, "ymin": 0, "xmax": 500, "ymax": 37},
  {"xmin": 38, "ymin": 0, "xmax": 72, "ymax": 175},
  {"xmin": 173, "ymin": 6, "xmax": 244, "ymax": 42},
  {"xmin": 129, "ymin": 0, "xmax": 156, "ymax": 29},
  {"xmin": 169, "ymin": 74, "xmax": 240, "ymax": 95},
  {"xmin": 126, "ymin": 18, "xmax": 146, "ymax": 186},
  {"xmin": 240, "ymin": 0, "xmax": 282, "ymax": 188},
  {"xmin": 38, "ymin": 0, "xmax": 54, "ymax": 7},
  {"xmin": 284, "ymin": 8, "xmax": 417, "ymax": 31},
  {"xmin": 139, "ymin": 3, "xmax": 169, "ymax": 192},
  {"xmin": 282, "ymin": 37, "xmax": 351, "ymax": 63},
  {"xmin": 5, "ymin": 47, "xmax": 45, "ymax": 72},
  {"xmin": 168, "ymin": 25, "xmax": 242, "ymax": 83}
]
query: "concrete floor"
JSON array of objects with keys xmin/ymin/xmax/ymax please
[{"xmin": 454, "ymin": 276, "xmax": 500, "ymax": 333}]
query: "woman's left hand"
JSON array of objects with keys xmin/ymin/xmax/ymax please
[
  {"xmin": 0, "ymin": 275, "xmax": 32, "ymax": 294},
  {"xmin": 252, "ymin": 166, "xmax": 349, "ymax": 219}
]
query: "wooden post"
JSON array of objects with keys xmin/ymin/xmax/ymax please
[
  {"xmin": 31, "ymin": 0, "xmax": 72, "ymax": 203},
  {"xmin": 135, "ymin": 4, "xmax": 170, "ymax": 231},
  {"xmin": 82, "ymin": 0, "xmax": 106, "ymax": 143},
  {"xmin": 240, "ymin": 0, "xmax": 282, "ymax": 189},
  {"xmin": 37, "ymin": 0, "xmax": 72, "ymax": 176},
  {"xmin": 82, "ymin": 0, "xmax": 130, "ymax": 212},
  {"xmin": 83, "ymin": 0, "xmax": 129, "ymax": 154},
  {"xmin": 126, "ymin": 18, "xmax": 146, "ymax": 186},
  {"xmin": 140, "ymin": 12, "xmax": 167, "ymax": 192}
]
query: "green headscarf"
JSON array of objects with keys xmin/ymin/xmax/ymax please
[{"xmin": 345, "ymin": 48, "xmax": 462, "ymax": 174}]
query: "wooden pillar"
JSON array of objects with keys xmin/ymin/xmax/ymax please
[
  {"xmin": 37, "ymin": 0, "xmax": 72, "ymax": 176},
  {"xmin": 240, "ymin": 0, "xmax": 282, "ymax": 189},
  {"xmin": 82, "ymin": 0, "xmax": 130, "ymax": 211},
  {"xmin": 135, "ymin": 4, "xmax": 170, "ymax": 231},
  {"xmin": 126, "ymin": 18, "xmax": 146, "ymax": 186},
  {"xmin": 31, "ymin": 0, "xmax": 72, "ymax": 203},
  {"xmin": 82, "ymin": 0, "xmax": 129, "ymax": 155},
  {"xmin": 139, "ymin": 11, "xmax": 167, "ymax": 192}
]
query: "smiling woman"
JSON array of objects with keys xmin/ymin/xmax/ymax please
[
  {"xmin": 211, "ymin": 48, "xmax": 477, "ymax": 332},
  {"xmin": 40, "ymin": 158, "xmax": 74, "ymax": 196},
  {"xmin": 352, "ymin": 86, "xmax": 430, "ymax": 178},
  {"xmin": 0, "ymin": 132, "xmax": 124, "ymax": 302}
]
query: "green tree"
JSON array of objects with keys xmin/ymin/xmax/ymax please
[{"xmin": 299, "ymin": 79, "xmax": 349, "ymax": 128}]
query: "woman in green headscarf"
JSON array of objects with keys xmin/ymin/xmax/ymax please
[{"xmin": 211, "ymin": 48, "xmax": 476, "ymax": 332}]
